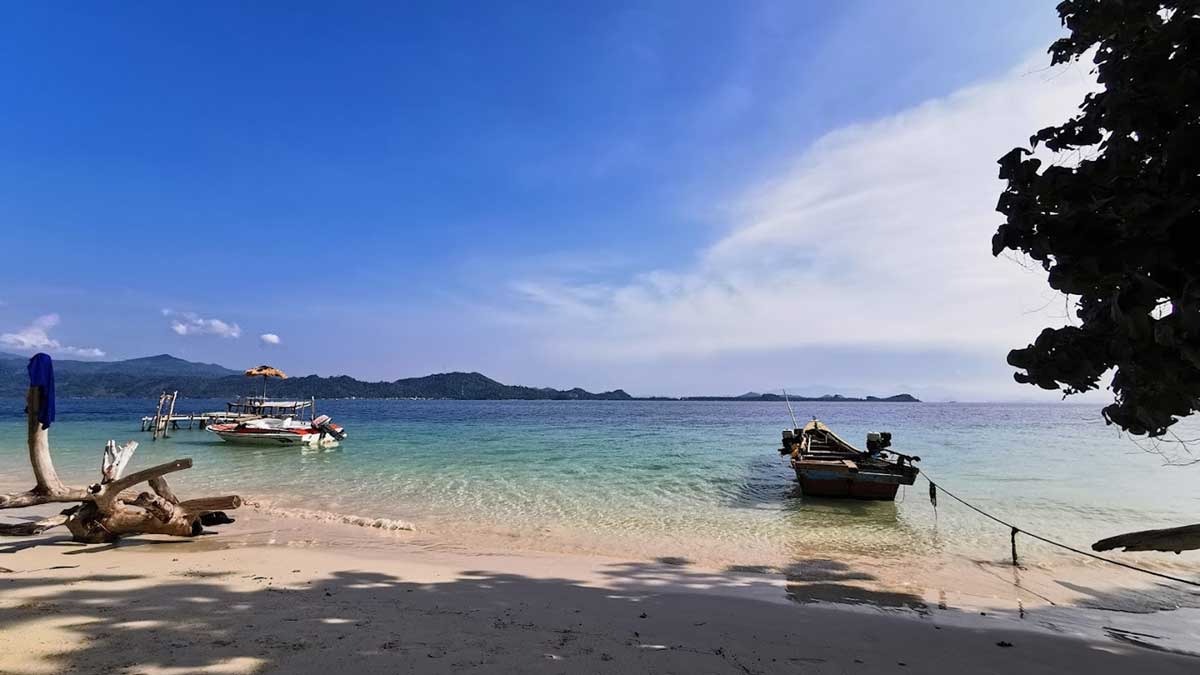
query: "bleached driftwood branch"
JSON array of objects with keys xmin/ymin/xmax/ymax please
[
  {"xmin": 90, "ymin": 458, "xmax": 192, "ymax": 510},
  {"xmin": 101, "ymin": 440, "xmax": 137, "ymax": 484},
  {"xmin": 1, "ymin": 385, "xmax": 242, "ymax": 544},
  {"xmin": 0, "ymin": 389, "xmax": 89, "ymax": 508},
  {"xmin": 1093, "ymin": 524, "xmax": 1200, "ymax": 554}
]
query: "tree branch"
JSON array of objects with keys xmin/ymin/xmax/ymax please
[
  {"xmin": 1093, "ymin": 523, "xmax": 1200, "ymax": 554},
  {"xmin": 26, "ymin": 387, "xmax": 67, "ymax": 494},
  {"xmin": 148, "ymin": 476, "xmax": 179, "ymax": 504},
  {"xmin": 91, "ymin": 459, "xmax": 193, "ymax": 509},
  {"xmin": 179, "ymin": 496, "xmax": 242, "ymax": 515},
  {"xmin": 0, "ymin": 512, "xmax": 70, "ymax": 536},
  {"xmin": 0, "ymin": 487, "xmax": 89, "ymax": 509}
]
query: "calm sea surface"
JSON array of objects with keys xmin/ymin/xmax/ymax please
[{"xmin": 2, "ymin": 398, "xmax": 1198, "ymax": 571}]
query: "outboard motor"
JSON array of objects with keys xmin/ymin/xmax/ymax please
[
  {"xmin": 780, "ymin": 429, "xmax": 795, "ymax": 454},
  {"xmin": 313, "ymin": 414, "xmax": 346, "ymax": 441},
  {"xmin": 866, "ymin": 431, "xmax": 893, "ymax": 453}
]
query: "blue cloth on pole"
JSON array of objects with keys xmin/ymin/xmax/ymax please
[{"xmin": 26, "ymin": 353, "xmax": 55, "ymax": 429}]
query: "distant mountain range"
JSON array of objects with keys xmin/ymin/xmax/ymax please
[{"xmin": 0, "ymin": 352, "xmax": 918, "ymax": 402}]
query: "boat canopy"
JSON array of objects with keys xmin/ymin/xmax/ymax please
[{"xmin": 226, "ymin": 396, "xmax": 314, "ymax": 418}]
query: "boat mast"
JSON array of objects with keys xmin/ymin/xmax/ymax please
[{"xmin": 783, "ymin": 388, "xmax": 799, "ymax": 430}]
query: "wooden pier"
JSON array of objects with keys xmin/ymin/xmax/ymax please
[
  {"xmin": 139, "ymin": 412, "xmax": 257, "ymax": 435},
  {"xmin": 141, "ymin": 391, "xmax": 253, "ymax": 438}
]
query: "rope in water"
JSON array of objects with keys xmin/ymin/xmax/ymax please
[{"xmin": 920, "ymin": 472, "xmax": 1200, "ymax": 588}]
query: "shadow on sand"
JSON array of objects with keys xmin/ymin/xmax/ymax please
[{"xmin": 1, "ymin": 543, "xmax": 1197, "ymax": 673}]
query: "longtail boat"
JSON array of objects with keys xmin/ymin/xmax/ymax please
[{"xmin": 779, "ymin": 419, "xmax": 919, "ymax": 500}]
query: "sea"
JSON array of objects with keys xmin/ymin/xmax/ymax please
[{"xmin": 2, "ymin": 397, "xmax": 1198, "ymax": 575}]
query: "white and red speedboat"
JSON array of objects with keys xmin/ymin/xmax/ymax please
[
  {"xmin": 206, "ymin": 397, "xmax": 346, "ymax": 446},
  {"xmin": 208, "ymin": 415, "xmax": 346, "ymax": 446}
]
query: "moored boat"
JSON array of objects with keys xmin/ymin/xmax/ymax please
[
  {"xmin": 207, "ymin": 365, "xmax": 348, "ymax": 447},
  {"xmin": 779, "ymin": 419, "xmax": 918, "ymax": 500},
  {"xmin": 208, "ymin": 411, "xmax": 346, "ymax": 446}
]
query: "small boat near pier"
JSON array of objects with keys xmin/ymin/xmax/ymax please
[
  {"xmin": 206, "ymin": 365, "xmax": 347, "ymax": 447},
  {"xmin": 207, "ymin": 396, "xmax": 347, "ymax": 446},
  {"xmin": 779, "ymin": 419, "xmax": 919, "ymax": 500}
]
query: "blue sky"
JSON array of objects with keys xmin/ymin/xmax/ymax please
[{"xmin": 0, "ymin": 1, "xmax": 1093, "ymax": 399}]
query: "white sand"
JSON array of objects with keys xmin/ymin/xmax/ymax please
[{"xmin": 1, "ymin": 506, "xmax": 1197, "ymax": 674}]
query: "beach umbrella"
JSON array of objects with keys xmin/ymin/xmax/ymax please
[{"xmin": 245, "ymin": 365, "xmax": 287, "ymax": 398}]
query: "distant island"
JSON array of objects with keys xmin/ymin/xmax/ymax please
[
  {"xmin": 0, "ymin": 353, "xmax": 918, "ymax": 402},
  {"xmin": 667, "ymin": 392, "xmax": 920, "ymax": 403}
]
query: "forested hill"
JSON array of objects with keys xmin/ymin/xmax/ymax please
[
  {"xmin": 0, "ymin": 353, "xmax": 631, "ymax": 400},
  {"xmin": 0, "ymin": 353, "xmax": 918, "ymax": 402}
]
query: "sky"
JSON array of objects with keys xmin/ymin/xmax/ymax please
[{"xmin": 0, "ymin": 1, "xmax": 1103, "ymax": 400}]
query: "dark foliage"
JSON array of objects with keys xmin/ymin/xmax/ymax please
[
  {"xmin": 0, "ymin": 353, "xmax": 631, "ymax": 400},
  {"xmin": 992, "ymin": 0, "xmax": 1200, "ymax": 436}
]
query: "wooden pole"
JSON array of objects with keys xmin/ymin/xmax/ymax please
[
  {"xmin": 152, "ymin": 392, "xmax": 164, "ymax": 440},
  {"xmin": 164, "ymin": 391, "xmax": 177, "ymax": 437}
]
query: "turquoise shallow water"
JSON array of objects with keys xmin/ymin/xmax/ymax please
[{"xmin": 2, "ymin": 398, "xmax": 1198, "ymax": 570}]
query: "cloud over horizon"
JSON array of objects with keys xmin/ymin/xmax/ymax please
[
  {"xmin": 505, "ymin": 56, "xmax": 1096, "ymax": 369},
  {"xmin": 259, "ymin": 333, "xmax": 281, "ymax": 345},
  {"xmin": 0, "ymin": 314, "xmax": 106, "ymax": 358},
  {"xmin": 164, "ymin": 310, "xmax": 242, "ymax": 339}
]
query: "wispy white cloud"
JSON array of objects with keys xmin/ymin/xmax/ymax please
[
  {"xmin": 504, "ymin": 56, "xmax": 1096, "ymax": 362},
  {"xmin": 259, "ymin": 333, "xmax": 281, "ymax": 345},
  {"xmin": 0, "ymin": 314, "xmax": 106, "ymax": 358},
  {"xmin": 164, "ymin": 310, "xmax": 242, "ymax": 338}
]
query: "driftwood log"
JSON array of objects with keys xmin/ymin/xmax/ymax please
[
  {"xmin": 0, "ymin": 385, "xmax": 241, "ymax": 543},
  {"xmin": 1093, "ymin": 524, "xmax": 1200, "ymax": 555}
]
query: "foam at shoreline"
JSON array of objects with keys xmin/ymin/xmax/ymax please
[{"xmin": 247, "ymin": 499, "xmax": 417, "ymax": 532}]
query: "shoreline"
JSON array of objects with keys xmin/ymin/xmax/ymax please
[
  {"xmin": 2, "ymin": 506, "xmax": 1198, "ymax": 673},
  {"xmin": 6, "ymin": 476, "xmax": 1200, "ymax": 605},
  {"xmin": 5, "ymin": 473, "xmax": 1198, "ymax": 581}
]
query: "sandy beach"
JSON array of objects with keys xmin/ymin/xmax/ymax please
[{"xmin": 2, "ymin": 505, "xmax": 1197, "ymax": 674}]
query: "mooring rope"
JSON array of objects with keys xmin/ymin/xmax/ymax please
[{"xmin": 920, "ymin": 472, "xmax": 1200, "ymax": 588}]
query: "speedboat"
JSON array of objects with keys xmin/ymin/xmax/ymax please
[
  {"xmin": 208, "ymin": 414, "xmax": 346, "ymax": 446},
  {"xmin": 206, "ymin": 368, "xmax": 349, "ymax": 446},
  {"xmin": 206, "ymin": 396, "xmax": 346, "ymax": 446}
]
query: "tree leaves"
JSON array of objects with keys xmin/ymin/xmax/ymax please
[{"xmin": 993, "ymin": 0, "xmax": 1200, "ymax": 436}]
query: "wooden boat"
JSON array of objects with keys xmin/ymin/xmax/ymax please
[
  {"xmin": 779, "ymin": 419, "xmax": 918, "ymax": 500},
  {"xmin": 206, "ymin": 397, "xmax": 346, "ymax": 446}
]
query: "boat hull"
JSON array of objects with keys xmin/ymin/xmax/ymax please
[
  {"xmin": 208, "ymin": 424, "xmax": 345, "ymax": 447},
  {"xmin": 792, "ymin": 462, "xmax": 917, "ymax": 501},
  {"xmin": 212, "ymin": 430, "xmax": 323, "ymax": 446},
  {"xmin": 779, "ymin": 419, "xmax": 919, "ymax": 501}
]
